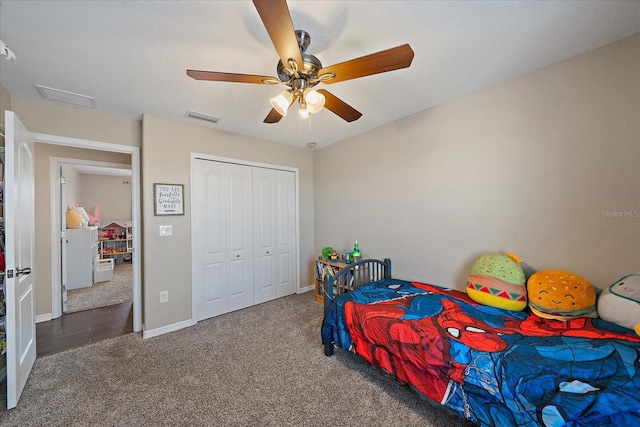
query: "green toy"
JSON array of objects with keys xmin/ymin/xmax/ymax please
[{"xmin": 321, "ymin": 246, "xmax": 333, "ymax": 261}]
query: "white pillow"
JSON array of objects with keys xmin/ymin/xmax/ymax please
[{"xmin": 597, "ymin": 274, "xmax": 640, "ymax": 331}]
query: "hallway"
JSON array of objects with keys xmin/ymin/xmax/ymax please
[{"xmin": 36, "ymin": 301, "xmax": 133, "ymax": 357}]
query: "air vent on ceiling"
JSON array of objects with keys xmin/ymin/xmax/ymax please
[
  {"xmin": 186, "ymin": 110, "xmax": 220, "ymax": 124},
  {"xmin": 35, "ymin": 85, "xmax": 96, "ymax": 108}
]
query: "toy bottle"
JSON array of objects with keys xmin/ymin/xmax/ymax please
[{"xmin": 352, "ymin": 240, "xmax": 361, "ymax": 262}]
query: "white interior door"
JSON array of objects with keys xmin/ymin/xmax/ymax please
[
  {"xmin": 193, "ymin": 160, "xmax": 226, "ymax": 320},
  {"xmin": 253, "ymin": 168, "xmax": 277, "ymax": 304},
  {"xmin": 193, "ymin": 159, "xmax": 253, "ymax": 321},
  {"xmin": 275, "ymin": 170, "xmax": 296, "ymax": 297},
  {"xmin": 224, "ymin": 165, "xmax": 254, "ymax": 312},
  {"xmin": 4, "ymin": 111, "xmax": 36, "ymax": 409}
]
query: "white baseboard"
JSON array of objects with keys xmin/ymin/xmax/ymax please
[
  {"xmin": 298, "ymin": 285, "xmax": 314, "ymax": 294},
  {"xmin": 36, "ymin": 313, "xmax": 53, "ymax": 323},
  {"xmin": 143, "ymin": 319, "xmax": 192, "ymax": 339}
]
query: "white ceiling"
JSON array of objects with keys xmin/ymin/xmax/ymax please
[{"xmin": 1, "ymin": 1, "xmax": 638, "ymax": 150}]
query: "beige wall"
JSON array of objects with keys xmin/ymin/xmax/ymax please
[
  {"xmin": 314, "ymin": 34, "xmax": 640, "ymax": 290},
  {"xmin": 10, "ymin": 97, "xmax": 141, "ymax": 147},
  {"xmin": 141, "ymin": 114, "xmax": 314, "ymax": 331},
  {"xmin": 62, "ymin": 165, "xmax": 82, "ymax": 208},
  {"xmin": 79, "ymin": 174, "xmax": 133, "ymax": 221}
]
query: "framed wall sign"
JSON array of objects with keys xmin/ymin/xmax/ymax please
[{"xmin": 154, "ymin": 183, "xmax": 184, "ymax": 215}]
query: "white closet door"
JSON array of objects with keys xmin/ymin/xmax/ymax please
[
  {"xmin": 253, "ymin": 168, "xmax": 277, "ymax": 304},
  {"xmin": 226, "ymin": 166, "xmax": 254, "ymax": 312},
  {"xmin": 193, "ymin": 160, "xmax": 253, "ymax": 321},
  {"xmin": 275, "ymin": 170, "xmax": 296, "ymax": 297}
]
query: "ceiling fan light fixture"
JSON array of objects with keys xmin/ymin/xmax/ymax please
[
  {"xmin": 270, "ymin": 90, "xmax": 293, "ymax": 116},
  {"xmin": 304, "ymin": 88, "xmax": 325, "ymax": 114}
]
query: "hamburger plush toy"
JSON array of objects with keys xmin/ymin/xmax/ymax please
[
  {"xmin": 527, "ymin": 270, "xmax": 597, "ymax": 321},
  {"xmin": 467, "ymin": 252, "xmax": 527, "ymax": 311}
]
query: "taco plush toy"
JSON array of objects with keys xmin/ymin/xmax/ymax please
[
  {"xmin": 598, "ymin": 273, "xmax": 640, "ymax": 332},
  {"xmin": 527, "ymin": 270, "xmax": 596, "ymax": 320},
  {"xmin": 467, "ymin": 252, "xmax": 527, "ymax": 311}
]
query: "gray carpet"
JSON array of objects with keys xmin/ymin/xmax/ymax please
[
  {"xmin": 0, "ymin": 292, "xmax": 473, "ymax": 426},
  {"xmin": 66, "ymin": 264, "xmax": 133, "ymax": 313}
]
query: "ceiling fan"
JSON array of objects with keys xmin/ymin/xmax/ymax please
[{"xmin": 187, "ymin": 0, "xmax": 414, "ymax": 124}]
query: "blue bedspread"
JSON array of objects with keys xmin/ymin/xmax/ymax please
[{"xmin": 321, "ymin": 279, "xmax": 640, "ymax": 426}]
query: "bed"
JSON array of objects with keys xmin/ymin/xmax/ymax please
[{"xmin": 321, "ymin": 258, "xmax": 640, "ymax": 426}]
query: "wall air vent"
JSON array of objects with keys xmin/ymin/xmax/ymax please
[
  {"xmin": 186, "ymin": 110, "xmax": 220, "ymax": 124},
  {"xmin": 35, "ymin": 85, "xmax": 96, "ymax": 108}
]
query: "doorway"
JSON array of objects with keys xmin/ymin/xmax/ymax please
[
  {"xmin": 59, "ymin": 161, "xmax": 134, "ymax": 315},
  {"xmin": 37, "ymin": 133, "xmax": 142, "ymax": 333},
  {"xmin": 38, "ymin": 154, "xmax": 138, "ymax": 356}
]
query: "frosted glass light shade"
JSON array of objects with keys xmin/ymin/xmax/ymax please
[
  {"xmin": 304, "ymin": 89, "xmax": 325, "ymax": 114},
  {"xmin": 270, "ymin": 90, "xmax": 293, "ymax": 116}
]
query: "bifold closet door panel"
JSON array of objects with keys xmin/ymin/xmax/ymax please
[
  {"xmin": 193, "ymin": 160, "xmax": 253, "ymax": 321},
  {"xmin": 253, "ymin": 168, "xmax": 278, "ymax": 304},
  {"xmin": 253, "ymin": 168, "xmax": 296, "ymax": 303},
  {"xmin": 274, "ymin": 170, "xmax": 296, "ymax": 298},
  {"xmin": 225, "ymin": 166, "xmax": 254, "ymax": 313}
]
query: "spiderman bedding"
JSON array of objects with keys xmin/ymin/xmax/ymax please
[{"xmin": 321, "ymin": 279, "xmax": 640, "ymax": 426}]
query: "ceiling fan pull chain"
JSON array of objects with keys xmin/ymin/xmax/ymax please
[{"xmin": 298, "ymin": 113, "xmax": 304, "ymax": 148}]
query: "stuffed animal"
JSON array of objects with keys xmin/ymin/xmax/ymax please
[
  {"xmin": 467, "ymin": 252, "xmax": 527, "ymax": 311},
  {"xmin": 73, "ymin": 205, "xmax": 90, "ymax": 225},
  {"xmin": 87, "ymin": 205, "xmax": 101, "ymax": 225},
  {"xmin": 527, "ymin": 270, "xmax": 597, "ymax": 320},
  {"xmin": 598, "ymin": 273, "xmax": 640, "ymax": 332},
  {"xmin": 66, "ymin": 208, "xmax": 84, "ymax": 229}
]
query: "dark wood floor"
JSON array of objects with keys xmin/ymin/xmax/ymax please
[{"xmin": 36, "ymin": 301, "xmax": 133, "ymax": 358}]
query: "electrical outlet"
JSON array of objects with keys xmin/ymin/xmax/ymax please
[{"xmin": 160, "ymin": 291, "xmax": 169, "ymax": 303}]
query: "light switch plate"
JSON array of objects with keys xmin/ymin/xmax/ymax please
[{"xmin": 159, "ymin": 225, "xmax": 172, "ymax": 236}]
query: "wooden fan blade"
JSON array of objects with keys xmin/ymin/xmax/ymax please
[
  {"xmin": 319, "ymin": 44, "xmax": 414, "ymax": 84},
  {"xmin": 187, "ymin": 70, "xmax": 279, "ymax": 85},
  {"xmin": 316, "ymin": 89, "xmax": 362, "ymax": 122},
  {"xmin": 263, "ymin": 94, "xmax": 298, "ymax": 124},
  {"xmin": 264, "ymin": 109, "xmax": 284, "ymax": 124},
  {"xmin": 253, "ymin": 0, "xmax": 303, "ymax": 70}
]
